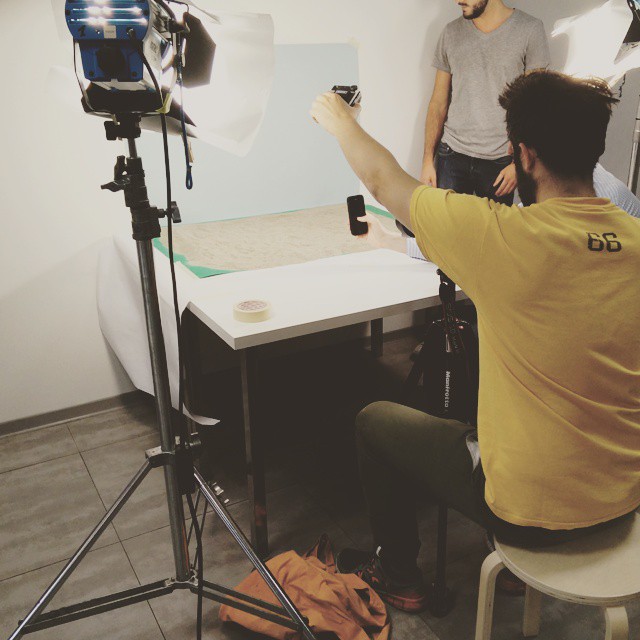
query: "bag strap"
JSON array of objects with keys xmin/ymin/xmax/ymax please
[{"xmin": 438, "ymin": 270, "xmax": 464, "ymax": 356}]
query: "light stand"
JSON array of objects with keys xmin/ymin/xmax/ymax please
[
  {"xmin": 626, "ymin": 1, "xmax": 640, "ymax": 191},
  {"xmin": 628, "ymin": 96, "xmax": 640, "ymax": 191},
  {"xmin": 8, "ymin": 113, "xmax": 317, "ymax": 640}
]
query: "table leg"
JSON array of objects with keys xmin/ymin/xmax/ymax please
[
  {"xmin": 240, "ymin": 348, "xmax": 269, "ymax": 557},
  {"xmin": 181, "ymin": 310, "xmax": 201, "ymax": 414},
  {"xmin": 371, "ymin": 318, "xmax": 384, "ymax": 358}
]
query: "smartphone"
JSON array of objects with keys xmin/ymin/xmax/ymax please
[{"xmin": 347, "ymin": 195, "xmax": 368, "ymax": 236}]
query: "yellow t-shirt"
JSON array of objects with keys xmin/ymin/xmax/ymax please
[{"xmin": 410, "ymin": 186, "xmax": 640, "ymax": 529}]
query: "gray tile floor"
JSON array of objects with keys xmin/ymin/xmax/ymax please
[{"xmin": 1, "ymin": 334, "xmax": 639, "ymax": 640}]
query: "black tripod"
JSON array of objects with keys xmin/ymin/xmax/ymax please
[
  {"xmin": 401, "ymin": 273, "xmax": 478, "ymax": 619},
  {"xmin": 8, "ymin": 114, "xmax": 317, "ymax": 640}
]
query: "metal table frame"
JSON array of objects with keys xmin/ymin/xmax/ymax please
[{"xmin": 237, "ymin": 318, "xmax": 384, "ymax": 556}]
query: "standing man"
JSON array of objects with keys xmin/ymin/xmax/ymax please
[{"xmin": 421, "ymin": 0, "xmax": 550, "ymax": 204}]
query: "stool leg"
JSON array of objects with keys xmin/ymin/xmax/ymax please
[
  {"xmin": 603, "ymin": 606, "xmax": 628, "ymax": 640},
  {"xmin": 522, "ymin": 585, "xmax": 543, "ymax": 637},
  {"xmin": 475, "ymin": 551, "xmax": 504, "ymax": 640}
]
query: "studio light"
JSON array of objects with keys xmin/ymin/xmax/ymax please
[
  {"xmin": 8, "ymin": 4, "xmax": 318, "ymax": 640},
  {"xmin": 553, "ymin": 0, "xmax": 635, "ymax": 85},
  {"xmin": 65, "ymin": 0, "xmax": 172, "ymax": 114},
  {"xmin": 553, "ymin": 0, "xmax": 640, "ymax": 190},
  {"xmin": 53, "ymin": 0, "xmax": 275, "ymax": 156}
]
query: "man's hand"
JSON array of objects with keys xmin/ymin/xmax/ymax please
[
  {"xmin": 309, "ymin": 92, "xmax": 421, "ymax": 231},
  {"xmin": 310, "ymin": 92, "xmax": 362, "ymax": 137},
  {"xmin": 420, "ymin": 162, "xmax": 437, "ymax": 187},
  {"xmin": 355, "ymin": 213, "xmax": 406, "ymax": 253},
  {"xmin": 494, "ymin": 162, "xmax": 517, "ymax": 198}
]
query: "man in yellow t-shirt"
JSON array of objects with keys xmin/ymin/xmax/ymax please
[{"xmin": 310, "ymin": 70, "xmax": 640, "ymax": 614}]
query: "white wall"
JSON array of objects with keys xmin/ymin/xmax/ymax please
[
  {"xmin": 0, "ymin": 0, "xmax": 137, "ymax": 424},
  {"xmin": 207, "ymin": 0, "xmax": 639, "ymax": 189},
  {"xmin": 139, "ymin": 44, "xmax": 360, "ymax": 222},
  {"xmin": 2, "ymin": 0, "xmax": 638, "ymax": 423}
]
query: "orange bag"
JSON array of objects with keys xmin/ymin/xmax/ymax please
[{"xmin": 219, "ymin": 535, "xmax": 390, "ymax": 640}]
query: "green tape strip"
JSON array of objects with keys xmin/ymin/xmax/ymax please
[
  {"xmin": 365, "ymin": 204, "xmax": 394, "ymax": 219},
  {"xmin": 154, "ymin": 204, "xmax": 394, "ymax": 279},
  {"xmin": 152, "ymin": 238, "xmax": 234, "ymax": 278}
]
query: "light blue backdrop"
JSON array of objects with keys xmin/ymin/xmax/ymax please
[{"xmin": 139, "ymin": 44, "xmax": 360, "ymax": 224}]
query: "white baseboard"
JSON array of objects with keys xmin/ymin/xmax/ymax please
[{"xmin": 0, "ymin": 391, "xmax": 150, "ymax": 438}]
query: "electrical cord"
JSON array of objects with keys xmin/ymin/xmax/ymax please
[
  {"xmin": 177, "ymin": 33, "xmax": 194, "ymax": 190},
  {"xmin": 186, "ymin": 492, "xmax": 204, "ymax": 640},
  {"xmin": 187, "ymin": 489, "xmax": 202, "ymax": 546},
  {"xmin": 139, "ymin": 50, "xmax": 185, "ymax": 430},
  {"xmin": 618, "ymin": 73, "xmax": 627, "ymax": 99},
  {"xmin": 158, "ymin": 0, "xmax": 193, "ymax": 189},
  {"xmin": 140, "ymin": 37, "xmax": 205, "ymax": 637},
  {"xmin": 155, "ymin": 0, "xmax": 177, "ymax": 21}
]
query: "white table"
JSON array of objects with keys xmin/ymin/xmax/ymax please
[{"xmin": 187, "ymin": 249, "xmax": 449, "ymax": 555}]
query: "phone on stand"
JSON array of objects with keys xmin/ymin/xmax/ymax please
[
  {"xmin": 347, "ymin": 195, "xmax": 368, "ymax": 236},
  {"xmin": 332, "ymin": 85, "xmax": 362, "ymax": 106}
]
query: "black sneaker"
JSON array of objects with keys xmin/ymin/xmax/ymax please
[{"xmin": 336, "ymin": 547, "xmax": 428, "ymax": 613}]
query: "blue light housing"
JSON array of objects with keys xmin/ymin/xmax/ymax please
[{"xmin": 65, "ymin": 0, "xmax": 155, "ymax": 83}]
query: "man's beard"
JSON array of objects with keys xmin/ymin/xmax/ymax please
[
  {"xmin": 462, "ymin": 0, "xmax": 489, "ymax": 20},
  {"xmin": 513, "ymin": 148, "xmax": 538, "ymax": 206}
]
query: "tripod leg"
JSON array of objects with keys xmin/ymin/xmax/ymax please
[
  {"xmin": 193, "ymin": 470, "xmax": 318, "ymax": 640},
  {"xmin": 435, "ymin": 503, "xmax": 448, "ymax": 596},
  {"xmin": 8, "ymin": 460, "xmax": 152, "ymax": 640},
  {"xmin": 403, "ymin": 349, "xmax": 425, "ymax": 399},
  {"xmin": 426, "ymin": 503, "xmax": 455, "ymax": 617}
]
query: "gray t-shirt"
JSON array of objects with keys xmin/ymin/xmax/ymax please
[{"xmin": 433, "ymin": 10, "xmax": 550, "ymax": 160}]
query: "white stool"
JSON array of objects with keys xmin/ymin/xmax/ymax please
[{"xmin": 475, "ymin": 512, "xmax": 640, "ymax": 640}]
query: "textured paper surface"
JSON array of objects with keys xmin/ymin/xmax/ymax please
[{"xmin": 155, "ymin": 205, "xmax": 396, "ymax": 276}]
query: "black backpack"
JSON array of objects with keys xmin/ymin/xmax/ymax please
[{"xmin": 403, "ymin": 271, "xmax": 479, "ymax": 425}]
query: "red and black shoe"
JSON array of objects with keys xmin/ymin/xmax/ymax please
[{"xmin": 336, "ymin": 547, "xmax": 428, "ymax": 613}]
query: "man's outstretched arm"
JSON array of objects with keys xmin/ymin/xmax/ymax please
[{"xmin": 310, "ymin": 92, "xmax": 423, "ymax": 232}]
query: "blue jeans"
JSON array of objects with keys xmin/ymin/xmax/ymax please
[
  {"xmin": 399, "ymin": 142, "xmax": 514, "ymax": 239},
  {"xmin": 436, "ymin": 141, "xmax": 515, "ymax": 205}
]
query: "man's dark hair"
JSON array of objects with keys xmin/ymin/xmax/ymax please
[{"xmin": 499, "ymin": 71, "xmax": 619, "ymax": 180}]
